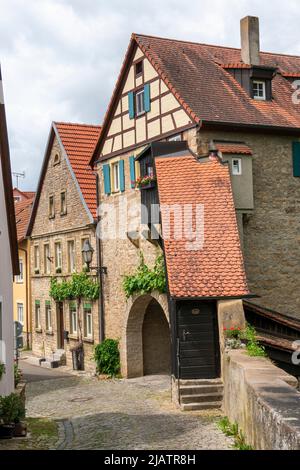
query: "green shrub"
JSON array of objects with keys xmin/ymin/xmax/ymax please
[
  {"xmin": 0, "ymin": 393, "xmax": 25, "ymax": 424},
  {"xmin": 0, "ymin": 362, "xmax": 5, "ymax": 381},
  {"xmin": 14, "ymin": 364, "xmax": 22, "ymax": 387},
  {"xmin": 217, "ymin": 416, "xmax": 253, "ymax": 450},
  {"xmin": 241, "ymin": 324, "xmax": 267, "ymax": 357},
  {"xmin": 123, "ymin": 254, "xmax": 166, "ymax": 298},
  {"xmin": 94, "ymin": 339, "xmax": 120, "ymax": 377}
]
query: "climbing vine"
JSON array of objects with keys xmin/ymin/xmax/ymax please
[
  {"xmin": 49, "ymin": 272, "xmax": 100, "ymax": 302},
  {"xmin": 122, "ymin": 254, "xmax": 167, "ymax": 299}
]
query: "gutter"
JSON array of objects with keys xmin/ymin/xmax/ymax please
[{"xmin": 18, "ymin": 246, "xmax": 30, "ymax": 348}]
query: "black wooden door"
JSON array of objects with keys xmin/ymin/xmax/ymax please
[{"xmin": 177, "ymin": 301, "xmax": 220, "ymax": 379}]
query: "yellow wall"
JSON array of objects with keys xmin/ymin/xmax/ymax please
[{"xmin": 13, "ymin": 239, "xmax": 32, "ymax": 347}]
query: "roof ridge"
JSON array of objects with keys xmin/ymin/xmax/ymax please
[
  {"xmin": 54, "ymin": 121, "xmax": 101, "ymax": 129},
  {"xmin": 134, "ymin": 32, "xmax": 300, "ymax": 60}
]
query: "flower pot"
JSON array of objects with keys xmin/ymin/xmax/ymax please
[
  {"xmin": 13, "ymin": 421, "xmax": 27, "ymax": 437},
  {"xmin": 139, "ymin": 181, "xmax": 156, "ymax": 190},
  {"xmin": 0, "ymin": 424, "xmax": 15, "ymax": 439}
]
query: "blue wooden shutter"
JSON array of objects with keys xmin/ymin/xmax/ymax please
[
  {"xmin": 103, "ymin": 164, "xmax": 111, "ymax": 194},
  {"xmin": 144, "ymin": 83, "xmax": 151, "ymax": 112},
  {"xmin": 119, "ymin": 159, "xmax": 125, "ymax": 192},
  {"xmin": 128, "ymin": 92, "xmax": 134, "ymax": 119},
  {"xmin": 129, "ymin": 156, "xmax": 136, "ymax": 188},
  {"xmin": 293, "ymin": 142, "xmax": 300, "ymax": 177}
]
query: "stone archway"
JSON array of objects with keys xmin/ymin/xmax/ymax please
[{"xmin": 121, "ymin": 292, "xmax": 170, "ymax": 378}]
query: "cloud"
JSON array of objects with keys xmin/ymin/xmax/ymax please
[{"xmin": 0, "ymin": 0, "xmax": 300, "ymax": 189}]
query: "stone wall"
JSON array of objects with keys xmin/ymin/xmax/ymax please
[
  {"xmin": 198, "ymin": 129, "xmax": 300, "ymax": 319},
  {"xmin": 223, "ymin": 350, "xmax": 300, "ymax": 450}
]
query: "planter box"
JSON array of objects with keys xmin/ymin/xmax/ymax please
[{"xmin": 139, "ymin": 181, "xmax": 156, "ymax": 190}]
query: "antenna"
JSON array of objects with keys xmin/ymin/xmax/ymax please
[{"xmin": 12, "ymin": 171, "xmax": 25, "ymax": 189}]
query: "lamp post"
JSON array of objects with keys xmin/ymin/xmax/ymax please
[{"xmin": 81, "ymin": 239, "xmax": 107, "ymax": 274}]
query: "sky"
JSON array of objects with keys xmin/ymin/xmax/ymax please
[{"xmin": 1, "ymin": 0, "xmax": 300, "ymax": 190}]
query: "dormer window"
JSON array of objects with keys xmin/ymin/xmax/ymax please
[{"xmin": 253, "ymin": 80, "xmax": 266, "ymax": 100}]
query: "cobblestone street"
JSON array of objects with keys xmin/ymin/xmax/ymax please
[{"xmin": 0, "ymin": 363, "xmax": 233, "ymax": 450}]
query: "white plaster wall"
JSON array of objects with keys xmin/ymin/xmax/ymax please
[{"xmin": 0, "ymin": 163, "xmax": 14, "ymax": 395}]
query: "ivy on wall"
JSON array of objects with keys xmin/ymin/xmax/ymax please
[
  {"xmin": 49, "ymin": 272, "xmax": 100, "ymax": 302},
  {"xmin": 122, "ymin": 254, "xmax": 167, "ymax": 299}
]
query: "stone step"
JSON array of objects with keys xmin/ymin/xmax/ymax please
[
  {"xmin": 180, "ymin": 385, "xmax": 223, "ymax": 395},
  {"xmin": 181, "ymin": 401, "xmax": 222, "ymax": 411},
  {"xmin": 180, "ymin": 393, "xmax": 223, "ymax": 404},
  {"xmin": 179, "ymin": 378, "xmax": 223, "ymax": 386},
  {"xmin": 41, "ymin": 359, "xmax": 60, "ymax": 369}
]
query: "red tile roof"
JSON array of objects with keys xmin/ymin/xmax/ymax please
[
  {"xmin": 216, "ymin": 142, "xmax": 253, "ymax": 155},
  {"xmin": 15, "ymin": 197, "xmax": 35, "ymax": 242},
  {"xmin": 155, "ymin": 153, "xmax": 250, "ymax": 298},
  {"xmin": 54, "ymin": 123, "xmax": 101, "ymax": 219},
  {"xmin": 134, "ymin": 34, "xmax": 300, "ymax": 130}
]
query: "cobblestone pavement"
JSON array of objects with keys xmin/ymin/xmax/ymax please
[{"xmin": 17, "ymin": 372, "xmax": 233, "ymax": 450}]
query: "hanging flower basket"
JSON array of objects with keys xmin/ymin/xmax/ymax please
[{"xmin": 134, "ymin": 175, "xmax": 157, "ymax": 190}]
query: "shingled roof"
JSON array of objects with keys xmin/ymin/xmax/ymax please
[
  {"xmin": 134, "ymin": 34, "xmax": 300, "ymax": 130},
  {"xmin": 155, "ymin": 152, "xmax": 250, "ymax": 299},
  {"xmin": 15, "ymin": 196, "xmax": 35, "ymax": 242},
  {"xmin": 91, "ymin": 32, "xmax": 300, "ymax": 163},
  {"xmin": 55, "ymin": 122, "xmax": 101, "ymax": 219}
]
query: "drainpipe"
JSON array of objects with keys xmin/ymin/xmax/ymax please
[
  {"xmin": 94, "ymin": 172, "xmax": 105, "ymax": 342},
  {"xmin": 18, "ymin": 246, "xmax": 30, "ymax": 348}
]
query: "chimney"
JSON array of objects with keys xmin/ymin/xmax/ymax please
[{"xmin": 240, "ymin": 16, "xmax": 260, "ymax": 65}]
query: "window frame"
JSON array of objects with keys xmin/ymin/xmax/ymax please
[
  {"xmin": 17, "ymin": 302, "xmax": 24, "ymax": 325},
  {"xmin": 60, "ymin": 191, "xmax": 67, "ymax": 216},
  {"xmin": 253, "ymin": 80, "xmax": 266, "ymax": 101},
  {"xmin": 135, "ymin": 88, "xmax": 145, "ymax": 116},
  {"xmin": 34, "ymin": 245, "xmax": 40, "ymax": 273},
  {"xmin": 67, "ymin": 240, "xmax": 76, "ymax": 273},
  {"xmin": 44, "ymin": 244, "xmax": 51, "ymax": 275},
  {"xmin": 168, "ymin": 134, "xmax": 182, "ymax": 142},
  {"xmin": 112, "ymin": 161, "xmax": 120, "ymax": 192},
  {"xmin": 69, "ymin": 304, "xmax": 78, "ymax": 336},
  {"xmin": 232, "ymin": 158, "xmax": 242, "ymax": 176},
  {"xmin": 53, "ymin": 152, "xmax": 61, "ymax": 166},
  {"xmin": 49, "ymin": 195, "xmax": 55, "ymax": 219},
  {"xmin": 84, "ymin": 307, "xmax": 93, "ymax": 339},
  {"xmin": 35, "ymin": 302, "xmax": 41, "ymax": 330},
  {"xmin": 55, "ymin": 241, "xmax": 62, "ymax": 271},
  {"xmin": 45, "ymin": 303, "xmax": 52, "ymax": 332},
  {"xmin": 135, "ymin": 60, "xmax": 143, "ymax": 78},
  {"xmin": 16, "ymin": 258, "xmax": 24, "ymax": 283}
]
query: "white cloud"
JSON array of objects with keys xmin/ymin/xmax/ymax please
[{"xmin": 0, "ymin": 0, "xmax": 300, "ymax": 189}]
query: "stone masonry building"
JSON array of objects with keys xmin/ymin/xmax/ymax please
[{"xmin": 27, "ymin": 122, "xmax": 101, "ymax": 370}]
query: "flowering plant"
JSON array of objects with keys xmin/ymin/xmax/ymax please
[
  {"xmin": 134, "ymin": 175, "xmax": 157, "ymax": 189},
  {"xmin": 223, "ymin": 326, "xmax": 242, "ymax": 340}
]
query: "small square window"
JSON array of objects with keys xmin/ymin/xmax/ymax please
[
  {"xmin": 135, "ymin": 89, "xmax": 145, "ymax": 115},
  {"xmin": 253, "ymin": 80, "xmax": 266, "ymax": 100},
  {"xmin": 168, "ymin": 134, "xmax": 182, "ymax": 142},
  {"xmin": 135, "ymin": 61, "xmax": 143, "ymax": 77},
  {"xmin": 232, "ymin": 158, "xmax": 242, "ymax": 176}
]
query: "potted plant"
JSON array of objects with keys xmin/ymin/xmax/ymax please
[
  {"xmin": 0, "ymin": 393, "xmax": 25, "ymax": 439},
  {"xmin": 135, "ymin": 175, "xmax": 157, "ymax": 190}
]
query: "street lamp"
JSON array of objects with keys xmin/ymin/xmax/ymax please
[{"xmin": 81, "ymin": 239, "xmax": 107, "ymax": 274}]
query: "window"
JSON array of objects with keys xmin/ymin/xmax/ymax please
[
  {"xmin": 35, "ymin": 302, "xmax": 41, "ymax": 329},
  {"xmin": 135, "ymin": 60, "xmax": 143, "ymax": 77},
  {"xmin": 253, "ymin": 80, "xmax": 266, "ymax": 100},
  {"xmin": 84, "ymin": 307, "xmax": 93, "ymax": 339},
  {"xmin": 81, "ymin": 238, "xmax": 90, "ymax": 265},
  {"xmin": 168, "ymin": 134, "xmax": 182, "ymax": 142},
  {"xmin": 53, "ymin": 152, "xmax": 61, "ymax": 166},
  {"xmin": 44, "ymin": 244, "xmax": 51, "ymax": 274},
  {"xmin": 67, "ymin": 240, "xmax": 76, "ymax": 273},
  {"xmin": 14, "ymin": 196, "xmax": 21, "ymax": 202},
  {"xmin": 49, "ymin": 195, "xmax": 55, "ymax": 218},
  {"xmin": 16, "ymin": 259, "xmax": 24, "ymax": 283},
  {"xmin": 135, "ymin": 89, "xmax": 145, "ymax": 115},
  {"xmin": 69, "ymin": 304, "xmax": 78, "ymax": 335},
  {"xmin": 232, "ymin": 158, "xmax": 242, "ymax": 176},
  {"xmin": 60, "ymin": 191, "xmax": 67, "ymax": 215},
  {"xmin": 55, "ymin": 242, "xmax": 62, "ymax": 272},
  {"xmin": 112, "ymin": 162, "xmax": 120, "ymax": 192},
  {"xmin": 17, "ymin": 303, "xmax": 24, "ymax": 325},
  {"xmin": 45, "ymin": 303, "xmax": 52, "ymax": 332},
  {"xmin": 34, "ymin": 245, "xmax": 40, "ymax": 273}
]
